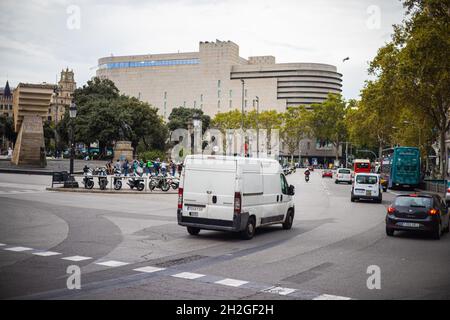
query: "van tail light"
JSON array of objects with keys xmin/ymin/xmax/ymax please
[
  {"xmin": 387, "ymin": 206, "xmax": 395, "ymax": 215},
  {"xmin": 428, "ymin": 208, "xmax": 439, "ymax": 216},
  {"xmin": 178, "ymin": 188, "xmax": 183, "ymax": 209},
  {"xmin": 447, "ymin": 188, "xmax": 450, "ymax": 193},
  {"xmin": 234, "ymin": 192, "xmax": 242, "ymax": 215}
]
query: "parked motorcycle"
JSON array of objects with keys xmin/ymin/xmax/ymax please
[
  {"xmin": 167, "ymin": 176, "xmax": 179, "ymax": 190},
  {"xmin": 82, "ymin": 166, "xmax": 94, "ymax": 189},
  {"xmin": 113, "ymin": 168, "xmax": 122, "ymax": 190},
  {"xmin": 149, "ymin": 174, "xmax": 170, "ymax": 192},
  {"xmin": 127, "ymin": 174, "xmax": 145, "ymax": 191}
]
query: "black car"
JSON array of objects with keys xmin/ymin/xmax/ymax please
[{"xmin": 386, "ymin": 193, "xmax": 450, "ymax": 239}]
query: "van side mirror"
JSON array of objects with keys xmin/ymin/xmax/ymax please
[{"xmin": 288, "ymin": 185, "xmax": 295, "ymax": 196}]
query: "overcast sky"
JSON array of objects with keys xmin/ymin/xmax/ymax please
[{"xmin": 0, "ymin": 0, "xmax": 405, "ymax": 100}]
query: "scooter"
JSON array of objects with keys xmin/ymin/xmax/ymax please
[
  {"xmin": 82, "ymin": 167, "xmax": 94, "ymax": 189},
  {"xmin": 113, "ymin": 168, "xmax": 122, "ymax": 190},
  {"xmin": 96, "ymin": 167, "xmax": 108, "ymax": 190},
  {"xmin": 127, "ymin": 174, "xmax": 145, "ymax": 191}
]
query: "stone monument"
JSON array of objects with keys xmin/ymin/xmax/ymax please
[
  {"xmin": 11, "ymin": 83, "xmax": 55, "ymax": 167},
  {"xmin": 113, "ymin": 121, "xmax": 134, "ymax": 162}
]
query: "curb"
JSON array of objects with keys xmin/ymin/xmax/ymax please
[
  {"xmin": 0, "ymin": 168, "xmax": 83, "ymax": 176},
  {"xmin": 46, "ymin": 187, "xmax": 177, "ymax": 195}
]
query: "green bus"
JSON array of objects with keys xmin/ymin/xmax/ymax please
[{"xmin": 380, "ymin": 147, "xmax": 421, "ymax": 191}]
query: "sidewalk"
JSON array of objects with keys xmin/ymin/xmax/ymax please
[
  {"xmin": 0, "ymin": 159, "xmax": 108, "ymax": 175},
  {"xmin": 46, "ymin": 187, "xmax": 177, "ymax": 194}
]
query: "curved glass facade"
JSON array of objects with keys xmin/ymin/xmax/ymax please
[{"xmin": 99, "ymin": 58, "xmax": 200, "ymax": 70}]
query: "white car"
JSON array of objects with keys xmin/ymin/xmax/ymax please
[
  {"xmin": 335, "ymin": 168, "xmax": 353, "ymax": 184},
  {"xmin": 177, "ymin": 155, "xmax": 296, "ymax": 240},
  {"xmin": 351, "ymin": 173, "xmax": 383, "ymax": 203}
]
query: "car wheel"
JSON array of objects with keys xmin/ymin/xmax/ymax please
[
  {"xmin": 187, "ymin": 226, "xmax": 200, "ymax": 236},
  {"xmin": 386, "ymin": 227, "xmax": 394, "ymax": 237},
  {"xmin": 240, "ymin": 216, "xmax": 256, "ymax": 240},
  {"xmin": 432, "ymin": 224, "xmax": 441, "ymax": 240},
  {"xmin": 351, "ymin": 195, "xmax": 355, "ymax": 202},
  {"xmin": 282, "ymin": 210, "xmax": 294, "ymax": 230}
]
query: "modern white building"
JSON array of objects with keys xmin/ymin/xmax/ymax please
[{"xmin": 97, "ymin": 40, "xmax": 343, "ymax": 164}]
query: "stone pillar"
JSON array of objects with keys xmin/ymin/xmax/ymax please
[
  {"xmin": 12, "ymin": 115, "xmax": 46, "ymax": 167},
  {"xmin": 113, "ymin": 141, "xmax": 134, "ymax": 162}
]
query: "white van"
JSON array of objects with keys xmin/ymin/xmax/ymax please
[
  {"xmin": 351, "ymin": 173, "xmax": 383, "ymax": 203},
  {"xmin": 177, "ymin": 155, "xmax": 296, "ymax": 240}
]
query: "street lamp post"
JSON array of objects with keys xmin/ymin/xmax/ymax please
[{"xmin": 69, "ymin": 102, "xmax": 77, "ymax": 175}]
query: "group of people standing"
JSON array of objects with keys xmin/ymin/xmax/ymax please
[{"xmin": 106, "ymin": 158, "xmax": 183, "ymax": 177}]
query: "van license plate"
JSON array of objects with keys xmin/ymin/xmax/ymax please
[
  {"xmin": 189, "ymin": 212, "xmax": 198, "ymax": 217},
  {"xmin": 366, "ymin": 191, "xmax": 372, "ymax": 196},
  {"xmin": 186, "ymin": 206, "xmax": 203, "ymax": 212}
]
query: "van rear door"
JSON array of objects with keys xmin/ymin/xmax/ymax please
[{"xmin": 183, "ymin": 158, "xmax": 237, "ymax": 221}]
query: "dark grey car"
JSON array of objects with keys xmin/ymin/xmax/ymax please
[{"xmin": 386, "ymin": 193, "xmax": 450, "ymax": 240}]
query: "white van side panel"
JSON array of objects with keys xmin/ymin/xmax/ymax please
[{"xmin": 241, "ymin": 163, "xmax": 264, "ymax": 223}]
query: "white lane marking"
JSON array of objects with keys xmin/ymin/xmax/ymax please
[
  {"xmin": 62, "ymin": 255, "xmax": 92, "ymax": 262},
  {"xmin": 215, "ymin": 278, "xmax": 249, "ymax": 287},
  {"xmin": 0, "ymin": 243, "xmax": 6, "ymax": 246},
  {"xmin": 32, "ymin": 251, "xmax": 61, "ymax": 257},
  {"xmin": 95, "ymin": 260, "xmax": 129, "ymax": 267},
  {"xmin": 133, "ymin": 266, "xmax": 166, "ymax": 273},
  {"xmin": 171, "ymin": 272, "xmax": 205, "ymax": 280},
  {"xmin": 313, "ymin": 294, "xmax": 352, "ymax": 300},
  {"xmin": 262, "ymin": 286, "xmax": 297, "ymax": 296},
  {"xmin": 4, "ymin": 246, "xmax": 33, "ymax": 252}
]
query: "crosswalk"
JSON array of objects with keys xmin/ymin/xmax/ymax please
[{"xmin": 0, "ymin": 241, "xmax": 354, "ymax": 300}]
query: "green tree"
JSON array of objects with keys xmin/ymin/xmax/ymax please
[
  {"xmin": 369, "ymin": 0, "xmax": 450, "ymax": 177},
  {"xmin": 167, "ymin": 107, "xmax": 210, "ymax": 133},
  {"xmin": 0, "ymin": 115, "xmax": 16, "ymax": 146},
  {"xmin": 280, "ymin": 106, "xmax": 310, "ymax": 164},
  {"xmin": 307, "ymin": 93, "xmax": 348, "ymax": 160}
]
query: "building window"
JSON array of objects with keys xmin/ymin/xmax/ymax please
[
  {"xmin": 218, "ymin": 90, "xmax": 221, "ymax": 99},
  {"xmin": 164, "ymin": 91, "xmax": 167, "ymax": 99},
  {"xmin": 229, "ymin": 100, "xmax": 232, "ymax": 109},
  {"xmin": 200, "ymin": 94, "xmax": 203, "ymax": 102},
  {"xmin": 244, "ymin": 100, "xmax": 247, "ymax": 109},
  {"xmin": 200, "ymin": 104, "xmax": 203, "ymax": 110},
  {"xmin": 183, "ymin": 101, "xmax": 186, "ymax": 108},
  {"xmin": 218, "ymin": 80, "xmax": 221, "ymax": 88},
  {"xmin": 102, "ymin": 58, "xmax": 200, "ymax": 69},
  {"xmin": 245, "ymin": 89, "xmax": 248, "ymax": 98},
  {"xmin": 194, "ymin": 100, "xmax": 197, "ymax": 108},
  {"xmin": 218, "ymin": 100, "xmax": 221, "ymax": 110},
  {"xmin": 229, "ymin": 90, "xmax": 232, "ymax": 98}
]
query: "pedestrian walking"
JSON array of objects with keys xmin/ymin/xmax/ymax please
[
  {"xmin": 161, "ymin": 160, "xmax": 167, "ymax": 176},
  {"xmin": 123, "ymin": 160, "xmax": 129, "ymax": 176}
]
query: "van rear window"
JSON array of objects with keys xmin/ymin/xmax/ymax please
[
  {"xmin": 356, "ymin": 175, "xmax": 377, "ymax": 184},
  {"xmin": 338, "ymin": 169, "xmax": 351, "ymax": 174}
]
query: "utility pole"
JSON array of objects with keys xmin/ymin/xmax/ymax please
[
  {"xmin": 254, "ymin": 96, "xmax": 259, "ymax": 158},
  {"xmin": 241, "ymin": 79, "xmax": 245, "ymax": 157}
]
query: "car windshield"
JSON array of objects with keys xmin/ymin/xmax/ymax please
[
  {"xmin": 356, "ymin": 175, "xmax": 377, "ymax": 184},
  {"xmin": 339, "ymin": 169, "xmax": 351, "ymax": 174},
  {"xmin": 394, "ymin": 196, "xmax": 432, "ymax": 208}
]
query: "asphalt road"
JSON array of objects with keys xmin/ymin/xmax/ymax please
[{"xmin": 0, "ymin": 170, "xmax": 449, "ymax": 300}]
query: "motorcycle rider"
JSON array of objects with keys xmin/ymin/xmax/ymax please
[{"xmin": 304, "ymin": 168, "xmax": 311, "ymax": 181}]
